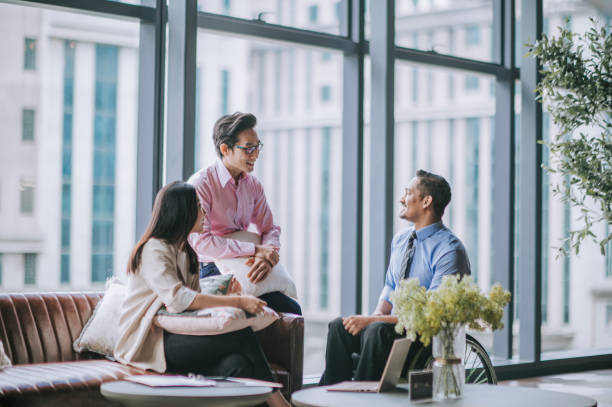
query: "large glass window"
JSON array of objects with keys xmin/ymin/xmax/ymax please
[
  {"xmin": 197, "ymin": 0, "xmax": 344, "ymax": 35},
  {"xmin": 195, "ymin": 30, "xmax": 343, "ymax": 375},
  {"xmin": 0, "ymin": 3, "xmax": 139, "ymax": 290},
  {"xmin": 392, "ymin": 0, "xmax": 495, "ymax": 63},
  {"xmin": 538, "ymin": 1, "xmax": 612, "ymax": 357}
]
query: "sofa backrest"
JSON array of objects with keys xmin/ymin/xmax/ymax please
[{"xmin": 0, "ymin": 292, "xmax": 103, "ymax": 365}]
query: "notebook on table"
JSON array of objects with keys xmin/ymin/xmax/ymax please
[{"xmin": 326, "ymin": 337, "xmax": 412, "ymax": 393}]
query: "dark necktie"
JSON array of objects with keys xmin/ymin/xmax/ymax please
[{"xmin": 401, "ymin": 231, "xmax": 417, "ymax": 279}]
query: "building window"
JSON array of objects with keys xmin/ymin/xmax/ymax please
[
  {"xmin": 465, "ymin": 25, "xmax": 480, "ymax": 46},
  {"xmin": 24, "ymin": 253, "xmax": 37, "ymax": 285},
  {"xmin": 61, "ymin": 40, "xmax": 75, "ymax": 284},
  {"xmin": 563, "ymin": 178, "xmax": 571, "ymax": 324},
  {"xmin": 542, "ymin": 113, "xmax": 550, "ymax": 322},
  {"xmin": 257, "ymin": 51, "xmax": 265, "ymax": 112},
  {"xmin": 606, "ymin": 304, "xmax": 612, "ymax": 327},
  {"xmin": 222, "ymin": 0, "xmax": 231, "ymax": 14},
  {"xmin": 465, "ymin": 118, "xmax": 480, "ymax": 282},
  {"xmin": 221, "ymin": 69, "xmax": 229, "ymax": 115},
  {"xmin": 320, "ymin": 127, "xmax": 331, "ymax": 309},
  {"xmin": 606, "ymin": 224, "xmax": 612, "ymax": 277},
  {"xmin": 24, "ymin": 38, "xmax": 36, "ymax": 70},
  {"xmin": 309, "ymin": 4, "xmax": 318, "ymax": 23},
  {"xmin": 412, "ymin": 67, "xmax": 418, "ymax": 103},
  {"xmin": 320, "ymin": 85, "xmax": 331, "ymax": 102},
  {"xmin": 306, "ymin": 51, "xmax": 312, "ymax": 110},
  {"xmin": 321, "ymin": 52, "xmax": 331, "ymax": 62},
  {"xmin": 22, "ymin": 109, "xmax": 35, "ymax": 142},
  {"xmin": 91, "ymin": 44, "xmax": 118, "ymax": 283},
  {"xmin": 465, "ymin": 75, "xmax": 479, "ymax": 90},
  {"xmin": 275, "ymin": 51, "xmax": 281, "ymax": 113},
  {"xmin": 335, "ymin": 1, "xmax": 342, "ymax": 19},
  {"xmin": 20, "ymin": 185, "xmax": 34, "ymax": 214}
]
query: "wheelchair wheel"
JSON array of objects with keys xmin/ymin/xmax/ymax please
[
  {"xmin": 463, "ymin": 334, "xmax": 497, "ymax": 384},
  {"xmin": 424, "ymin": 334, "xmax": 497, "ymax": 384}
]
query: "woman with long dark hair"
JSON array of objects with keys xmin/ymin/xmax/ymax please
[{"xmin": 114, "ymin": 181, "xmax": 289, "ymax": 406}]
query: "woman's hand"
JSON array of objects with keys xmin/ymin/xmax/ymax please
[
  {"xmin": 227, "ymin": 277, "xmax": 242, "ymax": 294},
  {"xmin": 237, "ymin": 295, "xmax": 267, "ymax": 314}
]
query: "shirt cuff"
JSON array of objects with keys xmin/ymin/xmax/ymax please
[
  {"xmin": 379, "ymin": 286, "xmax": 393, "ymax": 305},
  {"xmin": 166, "ymin": 286, "xmax": 198, "ymax": 314},
  {"xmin": 240, "ymin": 242, "xmax": 256, "ymax": 256}
]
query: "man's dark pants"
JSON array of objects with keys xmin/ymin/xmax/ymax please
[
  {"xmin": 200, "ymin": 262, "xmax": 302, "ymax": 315},
  {"xmin": 319, "ymin": 317, "xmax": 431, "ymax": 385}
]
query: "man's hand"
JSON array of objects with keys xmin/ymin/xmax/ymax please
[
  {"xmin": 254, "ymin": 245, "xmax": 279, "ymax": 267},
  {"xmin": 246, "ymin": 256, "xmax": 272, "ymax": 283},
  {"xmin": 342, "ymin": 315, "xmax": 374, "ymax": 336}
]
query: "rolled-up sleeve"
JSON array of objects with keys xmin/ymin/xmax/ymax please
[
  {"xmin": 251, "ymin": 180, "xmax": 281, "ymax": 249},
  {"xmin": 378, "ymin": 233, "xmax": 401, "ymax": 304},
  {"xmin": 379, "ymin": 273, "xmax": 395, "ymax": 305},
  {"xmin": 140, "ymin": 241, "xmax": 198, "ymax": 313}
]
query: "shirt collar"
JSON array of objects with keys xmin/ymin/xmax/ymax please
[
  {"xmin": 415, "ymin": 221, "xmax": 444, "ymax": 242},
  {"xmin": 215, "ymin": 158, "xmax": 247, "ymax": 187}
]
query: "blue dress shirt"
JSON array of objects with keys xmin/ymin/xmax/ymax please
[{"xmin": 379, "ymin": 221, "xmax": 471, "ymax": 308}]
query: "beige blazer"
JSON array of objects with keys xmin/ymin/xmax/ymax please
[{"xmin": 114, "ymin": 238, "xmax": 200, "ymax": 372}]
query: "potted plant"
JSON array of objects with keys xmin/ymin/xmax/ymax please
[
  {"xmin": 391, "ymin": 275, "xmax": 510, "ymax": 400},
  {"xmin": 527, "ymin": 18, "xmax": 612, "ymax": 255}
]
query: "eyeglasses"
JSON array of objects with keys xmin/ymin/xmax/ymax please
[{"xmin": 234, "ymin": 142, "xmax": 264, "ymax": 154}]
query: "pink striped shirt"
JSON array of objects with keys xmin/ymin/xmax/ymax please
[{"xmin": 187, "ymin": 159, "xmax": 281, "ymax": 263}]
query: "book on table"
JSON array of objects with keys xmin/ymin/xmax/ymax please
[
  {"xmin": 126, "ymin": 375, "xmax": 216, "ymax": 387},
  {"xmin": 125, "ymin": 375, "xmax": 282, "ymax": 389}
]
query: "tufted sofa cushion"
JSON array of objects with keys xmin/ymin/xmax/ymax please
[
  {"xmin": 0, "ymin": 291, "xmax": 303, "ymax": 402},
  {"xmin": 0, "ymin": 292, "xmax": 104, "ymax": 364}
]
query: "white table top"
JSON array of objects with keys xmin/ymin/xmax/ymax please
[
  {"xmin": 291, "ymin": 384, "xmax": 598, "ymax": 407},
  {"xmin": 101, "ymin": 380, "xmax": 272, "ymax": 407}
]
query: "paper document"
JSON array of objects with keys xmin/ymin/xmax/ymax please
[
  {"xmin": 226, "ymin": 377, "xmax": 283, "ymax": 388},
  {"xmin": 126, "ymin": 375, "xmax": 216, "ymax": 387}
]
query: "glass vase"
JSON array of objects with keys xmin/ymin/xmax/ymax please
[{"xmin": 432, "ymin": 324, "xmax": 465, "ymax": 400}]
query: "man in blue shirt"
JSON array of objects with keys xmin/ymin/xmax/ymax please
[{"xmin": 319, "ymin": 170, "xmax": 471, "ymax": 385}]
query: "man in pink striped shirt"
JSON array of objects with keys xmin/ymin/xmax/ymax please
[{"xmin": 188, "ymin": 112, "xmax": 301, "ymax": 315}]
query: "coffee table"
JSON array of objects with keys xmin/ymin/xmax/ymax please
[
  {"xmin": 291, "ymin": 384, "xmax": 597, "ymax": 407},
  {"xmin": 100, "ymin": 380, "xmax": 272, "ymax": 407}
]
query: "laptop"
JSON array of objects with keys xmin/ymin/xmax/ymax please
[{"xmin": 326, "ymin": 337, "xmax": 412, "ymax": 393}]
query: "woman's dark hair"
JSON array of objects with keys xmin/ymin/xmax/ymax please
[
  {"xmin": 127, "ymin": 181, "xmax": 199, "ymax": 275},
  {"xmin": 212, "ymin": 112, "xmax": 257, "ymax": 157},
  {"xmin": 415, "ymin": 169, "xmax": 452, "ymax": 219}
]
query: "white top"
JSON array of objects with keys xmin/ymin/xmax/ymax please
[{"xmin": 114, "ymin": 238, "xmax": 200, "ymax": 373}]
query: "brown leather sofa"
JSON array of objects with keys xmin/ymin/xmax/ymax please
[{"xmin": 0, "ymin": 291, "xmax": 304, "ymax": 406}]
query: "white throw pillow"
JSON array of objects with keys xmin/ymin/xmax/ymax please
[
  {"xmin": 214, "ymin": 231, "xmax": 298, "ymax": 298},
  {"xmin": 0, "ymin": 340, "xmax": 11, "ymax": 370},
  {"xmin": 73, "ymin": 277, "xmax": 125, "ymax": 358},
  {"xmin": 154, "ymin": 306, "xmax": 279, "ymax": 335}
]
